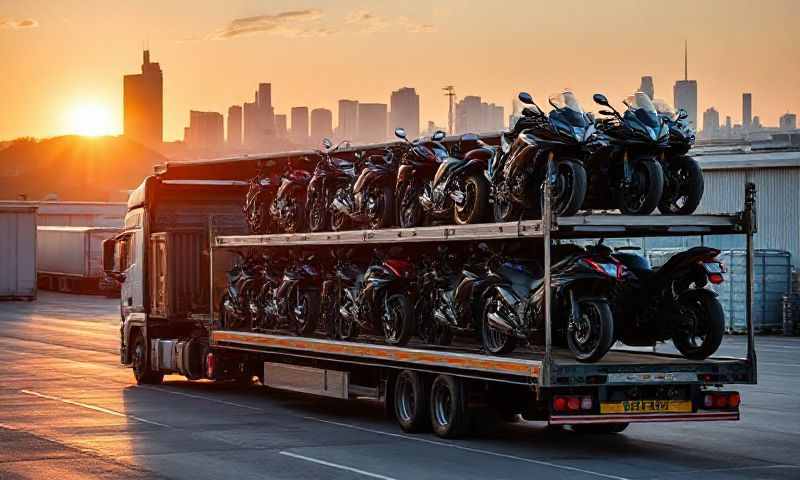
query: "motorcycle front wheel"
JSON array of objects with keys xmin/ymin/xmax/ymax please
[
  {"xmin": 480, "ymin": 295, "xmax": 517, "ymax": 355},
  {"xmin": 567, "ymin": 298, "xmax": 615, "ymax": 362},
  {"xmin": 369, "ymin": 185, "xmax": 396, "ymax": 229},
  {"xmin": 307, "ymin": 191, "xmax": 329, "ymax": 232},
  {"xmin": 535, "ymin": 160, "xmax": 587, "ymax": 218},
  {"xmin": 493, "ymin": 184, "xmax": 523, "ymax": 223},
  {"xmin": 382, "ymin": 293, "xmax": 414, "ymax": 346},
  {"xmin": 284, "ymin": 198, "xmax": 307, "ymax": 233},
  {"xmin": 398, "ymin": 182, "xmax": 425, "ymax": 228},
  {"xmin": 454, "ymin": 174, "xmax": 490, "ymax": 225},
  {"xmin": 290, "ymin": 288, "xmax": 320, "ymax": 336},
  {"xmin": 614, "ymin": 159, "xmax": 664, "ymax": 215},
  {"xmin": 672, "ymin": 290, "xmax": 724, "ymax": 360},
  {"xmin": 658, "ymin": 156, "xmax": 704, "ymax": 215}
]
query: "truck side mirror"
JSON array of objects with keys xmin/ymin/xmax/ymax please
[{"xmin": 103, "ymin": 238, "xmax": 116, "ymax": 274}]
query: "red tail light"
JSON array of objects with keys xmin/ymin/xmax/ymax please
[
  {"xmin": 702, "ymin": 391, "xmax": 740, "ymax": 410},
  {"xmin": 728, "ymin": 393, "xmax": 741, "ymax": 408},
  {"xmin": 567, "ymin": 397, "xmax": 581, "ymax": 411},
  {"xmin": 553, "ymin": 396, "xmax": 567, "ymax": 412},
  {"xmin": 708, "ymin": 273, "xmax": 724, "ymax": 284},
  {"xmin": 553, "ymin": 395, "xmax": 595, "ymax": 413},
  {"xmin": 206, "ymin": 352, "xmax": 216, "ymax": 379},
  {"xmin": 583, "ymin": 258, "xmax": 624, "ymax": 280}
]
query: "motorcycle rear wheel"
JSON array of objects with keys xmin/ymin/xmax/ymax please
[
  {"xmin": 480, "ymin": 296, "xmax": 517, "ymax": 355},
  {"xmin": 672, "ymin": 290, "xmax": 724, "ymax": 360},
  {"xmin": 454, "ymin": 174, "xmax": 490, "ymax": 225},
  {"xmin": 399, "ymin": 183, "xmax": 425, "ymax": 228},
  {"xmin": 284, "ymin": 198, "xmax": 307, "ymax": 233},
  {"xmin": 567, "ymin": 299, "xmax": 615, "ymax": 363},
  {"xmin": 307, "ymin": 192, "xmax": 329, "ymax": 232},
  {"xmin": 369, "ymin": 185, "xmax": 396, "ymax": 229},
  {"xmin": 291, "ymin": 289, "xmax": 320, "ymax": 336},
  {"xmin": 493, "ymin": 186, "xmax": 523, "ymax": 223},
  {"xmin": 658, "ymin": 156, "xmax": 704, "ymax": 215},
  {"xmin": 383, "ymin": 294, "xmax": 414, "ymax": 346}
]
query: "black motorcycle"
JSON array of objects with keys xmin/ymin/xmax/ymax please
[
  {"xmin": 652, "ymin": 99, "xmax": 704, "ymax": 215},
  {"xmin": 244, "ymin": 169, "xmax": 278, "ymax": 234},
  {"xmin": 589, "ymin": 92, "xmax": 666, "ymax": 214},
  {"xmin": 480, "ymin": 243, "xmax": 624, "ymax": 362},
  {"xmin": 611, "ymin": 246, "xmax": 725, "ymax": 359},
  {"xmin": 274, "ymin": 251, "xmax": 321, "ymax": 336},
  {"xmin": 395, "ymin": 128, "xmax": 491, "ymax": 227},
  {"xmin": 270, "ymin": 157, "xmax": 313, "ymax": 233},
  {"xmin": 329, "ymin": 147, "xmax": 397, "ymax": 231},
  {"xmin": 490, "ymin": 91, "xmax": 592, "ymax": 221},
  {"xmin": 251, "ymin": 254, "xmax": 286, "ymax": 332},
  {"xmin": 306, "ymin": 139, "xmax": 356, "ymax": 232},
  {"xmin": 320, "ymin": 248, "xmax": 366, "ymax": 340},
  {"xmin": 220, "ymin": 254, "xmax": 263, "ymax": 330}
]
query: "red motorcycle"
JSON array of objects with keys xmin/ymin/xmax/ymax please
[{"xmin": 270, "ymin": 157, "xmax": 313, "ymax": 233}]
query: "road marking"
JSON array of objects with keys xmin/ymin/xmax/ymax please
[
  {"xmin": 20, "ymin": 389, "xmax": 170, "ymax": 428},
  {"xmin": 669, "ymin": 463, "xmax": 800, "ymax": 475},
  {"xmin": 280, "ymin": 451, "xmax": 397, "ymax": 480},
  {"xmin": 304, "ymin": 416, "xmax": 631, "ymax": 480},
  {"xmin": 138, "ymin": 385, "xmax": 265, "ymax": 411}
]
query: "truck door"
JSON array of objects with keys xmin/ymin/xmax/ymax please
[{"xmin": 118, "ymin": 229, "xmax": 145, "ymax": 316}]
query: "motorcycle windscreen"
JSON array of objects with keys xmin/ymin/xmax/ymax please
[{"xmin": 433, "ymin": 157, "xmax": 467, "ymax": 187}]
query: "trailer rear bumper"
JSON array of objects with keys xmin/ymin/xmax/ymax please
[{"xmin": 549, "ymin": 410, "xmax": 739, "ymax": 425}]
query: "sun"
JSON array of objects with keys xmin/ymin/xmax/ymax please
[{"xmin": 67, "ymin": 102, "xmax": 114, "ymax": 136}]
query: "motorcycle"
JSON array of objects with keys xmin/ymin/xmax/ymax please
[
  {"xmin": 652, "ymin": 99, "xmax": 704, "ymax": 215},
  {"xmin": 306, "ymin": 138, "xmax": 357, "ymax": 232},
  {"xmin": 220, "ymin": 253, "xmax": 263, "ymax": 330},
  {"xmin": 274, "ymin": 251, "xmax": 322, "ymax": 336},
  {"xmin": 395, "ymin": 128, "xmax": 491, "ymax": 227},
  {"xmin": 589, "ymin": 92, "xmax": 667, "ymax": 214},
  {"xmin": 480, "ymin": 242, "xmax": 624, "ymax": 362},
  {"xmin": 337, "ymin": 248, "xmax": 416, "ymax": 345},
  {"xmin": 270, "ymin": 157, "xmax": 313, "ymax": 233},
  {"xmin": 329, "ymin": 147, "xmax": 398, "ymax": 231},
  {"xmin": 251, "ymin": 254, "xmax": 287, "ymax": 332},
  {"xmin": 611, "ymin": 246, "xmax": 725, "ymax": 359},
  {"xmin": 320, "ymin": 248, "xmax": 366, "ymax": 340},
  {"xmin": 490, "ymin": 91, "xmax": 593, "ymax": 221},
  {"xmin": 243, "ymin": 168, "xmax": 278, "ymax": 234}
]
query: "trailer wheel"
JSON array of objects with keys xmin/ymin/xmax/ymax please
[
  {"xmin": 571, "ymin": 422, "xmax": 629, "ymax": 434},
  {"xmin": 132, "ymin": 333, "xmax": 163, "ymax": 385},
  {"xmin": 430, "ymin": 374, "xmax": 471, "ymax": 438},
  {"xmin": 394, "ymin": 370, "xmax": 429, "ymax": 433}
]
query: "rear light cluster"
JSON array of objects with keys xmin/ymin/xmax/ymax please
[
  {"xmin": 702, "ymin": 261, "xmax": 726, "ymax": 285},
  {"xmin": 702, "ymin": 392, "xmax": 740, "ymax": 410},
  {"xmin": 553, "ymin": 395, "xmax": 593, "ymax": 413},
  {"xmin": 583, "ymin": 258, "xmax": 625, "ymax": 280}
]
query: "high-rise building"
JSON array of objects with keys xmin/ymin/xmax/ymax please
[
  {"xmin": 779, "ymin": 113, "xmax": 797, "ymax": 131},
  {"xmin": 455, "ymin": 96, "xmax": 504, "ymax": 133},
  {"xmin": 742, "ymin": 93, "xmax": 752, "ymax": 131},
  {"xmin": 724, "ymin": 116, "xmax": 732, "ymax": 138},
  {"xmin": 184, "ymin": 110, "xmax": 224, "ymax": 152},
  {"xmin": 338, "ymin": 100, "xmax": 359, "ymax": 140},
  {"xmin": 257, "ymin": 83, "xmax": 275, "ymax": 138},
  {"xmin": 357, "ymin": 103, "xmax": 388, "ymax": 143},
  {"xmin": 310, "ymin": 108, "xmax": 333, "ymax": 142},
  {"xmin": 640, "ymin": 76, "xmax": 655, "ymax": 100},
  {"xmin": 752, "ymin": 115, "xmax": 762, "ymax": 130},
  {"xmin": 389, "ymin": 87, "xmax": 420, "ymax": 139},
  {"xmin": 275, "ymin": 114, "xmax": 287, "ymax": 136},
  {"xmin": 673, "ymin": 42, "xmax": 697, "ymax": 128},
  {"xmin": 123, "ymin": 49, "xmax": 163, "ymax": 146},
  {"xmin": 702, "ymin": 107, "xmax": 720, "ymax": 138},
  {"xmin": 243, "ymin": 92, "xmax": 260, "ymax": 147},
  {"xmin": 290, "ymin": 107, "xmax": 310, "ymax": 145},
  {"xmin": 227, "ymin": 105, "xmax": 242, "ymax": 147}
]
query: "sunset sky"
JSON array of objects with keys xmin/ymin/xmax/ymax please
[{"xmin": 1, "ymin": 0, "xmax": 798, "ymax": 141}]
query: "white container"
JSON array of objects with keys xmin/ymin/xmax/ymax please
[
  {"xmin": 0, "ymin": 206, "xmax": 37, "ymax": 300},
  {"xmin": 37, "ymin": 226, "xmax": 121, "ymax": 278},
  {"xmin": 0, "ymin": 201, "xmax": 125, "ymax": 227}
]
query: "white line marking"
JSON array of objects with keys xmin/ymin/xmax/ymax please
[
  {"xmin": 669, "ymin": 464, "xmax": 800, "ymax": 475},
  {"xmin": 304, "ymin": 416, "xmax": 631, "ymax": 480},
  {"xmin": 20, "ymin": 389, "xmax": 170, "ymax": 428},
  {"xmin": 280, "ymin": 451, "xmax": 397, "ymax": 480},
  {"xmin": 138, "ymin": 385, "xmax": 265, "ymax": 411}
]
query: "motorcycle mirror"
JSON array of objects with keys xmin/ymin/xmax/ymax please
[
  {"xmin": 677, "ymin": 109, "xmax": 689, "ymax": 120},
  {"xmin": 394, "ymin": 127, "xmax": 407, "ymax": 139},
  {"xmin": 598, "ymin": 109, "xmax": 615, "ymax": 116},
  {"xmin": 518, "ymin": 92, "xmax": 534, "ymax": 105},
  {"xmin": 592, "ymin": 93, "xmax": 610, "ymax": 107},
  {"xmin": 521, "ymin": 107, "xmax": 538, "ymax": 117},
  {"xmin": 431, "ymin": 130, "xmax": 446, "ymax": 141},
  {"xmin": 322, "ymin": 138, "xmax": 333, "ymax": 149}
]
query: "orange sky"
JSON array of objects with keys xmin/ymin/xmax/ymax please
[{"xmin": 1, "ymin": 0, "xmax": 798, "ymax": 141}]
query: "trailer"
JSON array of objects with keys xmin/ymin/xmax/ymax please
[
  {"xmin": 0, "ymin": 206, "xmax": 37, "ymax": 301},
  {"xmin": 37, "ymin": 226, "xmax": 121, "ymax": 294},
  {"xmin": 104, "ymin": 149, "xmax": 757, "ymax": 438},
  {"xmin": 0, "ymin": 200, "xmax": 125, "ymax": 227}
]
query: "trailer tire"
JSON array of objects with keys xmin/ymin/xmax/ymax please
[
  {"xmin": 132, "ymin": 333, "xmax": 163, "ymax": 385},
  {"xmin": 571, "ymin": 422, "xmax": 629, "ymax": 434},
  {"xmin": 430, "ymin": 374, "xmax": 471, "ymax": 438},
  {"xmin": 394, "ymin": 370, "xmax": 430, "ymax": 433}
]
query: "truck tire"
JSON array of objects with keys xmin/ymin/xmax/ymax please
[
  {"xmin": 430, "ymin": 374, "xmax": 471, "ymax": 438},
  {"xmin": 132, "ymin": 333, "xmax": 163, "ymax": 385},
  {"xmin": 571, "ymin": 422, "xmax": 629, "ymax": 434},
  {"xmin": 394, "ymin": 370, "xmax": 430, "ymax": 433}
]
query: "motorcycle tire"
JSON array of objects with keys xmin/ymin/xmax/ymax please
[
  {"xmin": 454, "ymin": 174, "xmax": 490, "ymax": 225},
  {"xmin": 614, "ymin": 159, "xmax": 664, "ymax": 215},
  {"xmin": 672, "ymin": 290, "xmax": 724, "ymax": 360},
  {"xmin": 290, "ymin": 288, "xmax": 320, "ymax": 336},
  {"xmin": 658, "ymin": 156, "xmax": 704, "ymax": 215},
  {"xmin": 535, "ymin": 159, "xmax": 587, "ymax": 218},
  {"xmin": 370, "ymin": 185, "xmax": 396, "ymax": 229},
  {"xmin": 493, "ymin": 184, "xmax": 523, "ymax": 223},
  {"xmin": 567, "ymin": 298, "xmax": 615, "ymax": 363},
  {"xmin": 383, "ymin": 293, "xmax": 414, "ymax": 346},
  {"xmin": 284, "ymin": 198, "xmax": 307, "ymax": 233},
  {"xmin": 307, "ymin": 191, "xmax": 329, "ymax": 232},
  {"xmin": 398, "ymin": 182, "xmax": 425, "ymax": 228},
  {"xmin": 480, "ymin": 294, "xmax": 517, "ymax": 355}
]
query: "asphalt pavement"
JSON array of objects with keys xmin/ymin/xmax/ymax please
[{"xmin": 0, "ymin": 292, "xmax": 798, "ymax": 480}]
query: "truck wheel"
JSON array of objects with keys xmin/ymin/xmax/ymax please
[
  {"xmin": 430, "ymin": 374, "xmax": 471, "ymax": 438},
  {"xmin": 132, "ymin": 333, "xmax": 163, "ymax": 385},
  {"xmin": 571, "ymin": 423, "xmax": 629, "ymax": 434},
  {"xmin": 394, "ymin": 370, "xmax": 429, "ymax": 433}
]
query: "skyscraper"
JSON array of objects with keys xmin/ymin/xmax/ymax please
[
  {"xmin": 455, "ymin": 96, "xmax": 504, "ymax": 133},
  {"xmin": 257, "ymin": 83, "xmax": 275, "ymax": 138},
  {"xmin": 123, "ymin": 50, "xmax": 163, "ymax": 146},
  {"xmin": 640, "ymin": 76, "xmax": 655, "ymax": 100},
  {"xmin": 742, "ymin": 93, "xmax": 752, "ymax": 131},
  {"xmin": 310, "ymin": 108, "xmax": 333, "ymax": 142},
  {"xmin": 673, "ymin": 42, "xmax": 697, "ymax": 128},
  {"xmin": 702, "ymin": 107, "xmax": 720, "ymax": 139},
  {"xmin": 357, "ymin": 103, "xmax": 388, "ymax": 143},
  {"xmin": 243, "ymin": 92, "xmax": 260, "ymax": 148},
  {"xmin": 275, "ymin": 114, "xmax": 287, "ymax": 136},
  {"xmin": 779, "ymin": 113, "xmax": 797, "ymax": 131},
  {"xmin": 389, "ymin": 87, "xmax": 420, "ymax": 139},
  {"xmin": 290, "ymin": 107, "xmax": 310, "ymax": 145},
  {"xmin": 338, "ymin": 99, "xmax": 359, "ymax": 140},
  {"xmin": 227, "ymin": 105, "xmax": 242, "ymax": 147},
  {"xmin": 184, "ymin": 110, "xmax": 224, "ymax": 152}
]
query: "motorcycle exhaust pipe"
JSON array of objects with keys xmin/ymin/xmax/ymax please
[
  {"xmin": 419, "ymin": 193, "xmax": 433, "ymax": 210},
  {"xmin": 330, "ymin": 197, "xmax": 350, "ymax": 214},
  {"xmin": 450, "ymin": 190, "xmax": 465, "ymax": 205}
]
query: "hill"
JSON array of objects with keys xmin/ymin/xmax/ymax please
[{"xmin": 0, "ymin": 135, "xmax": 167, "ymax": 201}]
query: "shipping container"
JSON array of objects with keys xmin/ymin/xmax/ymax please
[
  {"xmin": 37, "ymin": 226, "xmax": 122, "ymax": 293},
  {"xmin": 0, "ymin": 206, "xmax": 37, "ymax": 300}
]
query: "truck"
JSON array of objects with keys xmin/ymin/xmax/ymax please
[
  {"xmin": 103, "ymin": 144, "xmax": 757, "ymax": 437},
  {"xmin": 0, "ymin": 205, "xmax": 37, "ymax": 301},
  {"xmin": 37, "ymin": 226, "xmax": 121, "ymax": 294}
]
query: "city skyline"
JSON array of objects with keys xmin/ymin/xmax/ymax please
[{"xmin": 1, "ymin": 0, "xmax": 798, "ymax": 141}]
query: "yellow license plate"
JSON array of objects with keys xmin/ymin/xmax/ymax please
[{"xmin": 600, "ymin": 399, "xmax": 692, "ymax": 414}]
